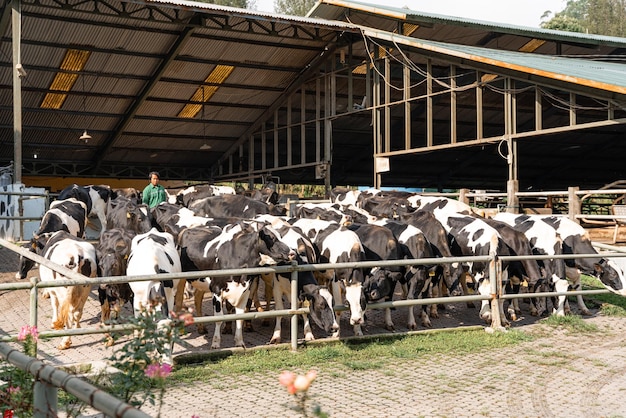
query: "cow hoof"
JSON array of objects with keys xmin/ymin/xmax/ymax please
[
  {"xmin": 407, "ymin": 322, "xmax": 418, "ymax": 331},
  {"xmin": 210, "ymin": 343, "xmax": 221, "ymax": 349},
  {"xmin": 384, "ymin": 324, "xmax": 395, "ymax": 332},
  {"xmin": 58, "ymin": 342, "xmax": 71, "ymax": 350},
  {"xmin": 581, "ymin": 309, "xmax": 592, "ymax": 316},
  {"xmin": 269, "ymin": 337, "xmax": 281, "ymax": 344}
]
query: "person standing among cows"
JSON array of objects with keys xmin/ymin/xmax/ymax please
[{"xmin": 142, "ymin": 171, "xmax": 167, "ymax": 208}]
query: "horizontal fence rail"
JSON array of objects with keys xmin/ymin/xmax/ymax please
[{"xmin": 4, "ymin": 185, "xmax": 626, "ymax": 416}]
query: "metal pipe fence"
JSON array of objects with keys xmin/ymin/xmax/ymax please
[{"xmin": 3, "ymin": 187, "xmax": 626, "ymax": 415}]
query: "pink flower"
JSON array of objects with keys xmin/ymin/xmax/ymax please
[
  {"xmin": 279, "ymin": 371, "xmax": 296, "ymax": 387},
  {"xmin": 17, "ymin": 325, "xmax": 38, "ymax": 342},
  {"xmin": 145, "ymin": 362, "xmax": 173, "ymax": 379},
  {"xmin": 179, "ymin": 312, "xmax": 195, "ymax": 326},
  {"xmin": 7, "ymin": 386, "xmax": 20, "ymax": 394},
  {"xmin": 279, "ymin": 370, "xmax": 318, "ymax": 394}
]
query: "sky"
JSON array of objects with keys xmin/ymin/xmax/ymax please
[{"xmin": 254, "ymin": 0, "xmax": 568, "ymax": 28}]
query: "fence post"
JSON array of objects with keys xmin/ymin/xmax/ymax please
[
  {"xmin": 568, "ymin": 186, "xmax": 580, "ymax": 222},
  {"xmin": 33, "ymin": 380, "xmax": 57, "ymax": 417},
  {"xmin": 290, "ymin": 261, "xmax": 298, "ymax": 352},
  {"xmin": 489, "ymin": 253, "xmax": 503, "ymax": 330}
]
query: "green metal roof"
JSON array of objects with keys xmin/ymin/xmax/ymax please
[
  {"xmin": 310, "ymin": 0, "xmax": 626, "ymax": 48},
  {"xmin": 361, "ymin": 26, "xmax": 626, "ymax": 94}
]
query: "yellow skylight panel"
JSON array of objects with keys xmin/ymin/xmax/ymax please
[
  {"xmin": 41, "ymin": 49, "xmax": 91, "ymax": 109},
  {"xmin": 178, "ymin": 65, "xmax": 235, "ymax": 119}
]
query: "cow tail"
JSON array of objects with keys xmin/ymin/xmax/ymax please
[{"xmin": 53, "ymin": 298, "xmax": 70, "ymax": 330}]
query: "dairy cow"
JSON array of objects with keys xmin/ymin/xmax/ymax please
[
  {"xmin": 96, "ymin": 228, "xmax": 135, "ymax": 326},
  {"xmin": 290, "ymin": 218, "xmax": 367, "ymax": 337},
  {"xmin": 177, "ymin": 222, "xmax": 293, "ymax": 348},
  {"xmin": 494, "ymin": 212, "xmax": 567, "ymax": 316},
  {"xmin": 189, "ymin": 194, "xmax": 286, "ymax": 218},
  {"xmin": 38, "ymin": 231, "xmax": 98, "ymax": 350},
  {"xmin": 106, "ymin": 196, "xmax": 152, "ymax": 234},
  {"xmin": 16, "ymin": 198, "xmax": 88, "ymax": 280},
  {"xmin": 126, "ymin": 228, "xmax": 182, "ymax": 318},
  {"xmin": 347, "ymin": 223, "xmax": 403, "ymax": 330},
  {"xmin": 58, "ymin": 184, "xmax": 117, "ymax": 236},
  {"xmin": 373, "ymin": 219, "xmax": 440, "ymax": 329}
]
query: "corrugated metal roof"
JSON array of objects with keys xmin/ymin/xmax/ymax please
[
  {"xmin": 310, "ymin": 0, "xmax": 626, "ymax": 47},
  {"xmin": 361, "ymin": 27, "xmax": 626, "ymax": 93}
]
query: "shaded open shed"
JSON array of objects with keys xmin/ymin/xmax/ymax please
[{"xmin": 3, "ymin": 0, "xmax": 626, "ymax": 192}]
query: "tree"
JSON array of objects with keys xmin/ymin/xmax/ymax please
[
  {"xmin": 541, "ymin": 0, "xmax": 626, "ymax": 36},
  {"xmin": 274, "ymin": 0, "xmax": 316, "ymax": 16},
  {"xmin": 194, "ymin": 0, "xmax": 252, "ymax": 8}
]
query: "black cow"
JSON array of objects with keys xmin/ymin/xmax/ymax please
[
  {"xmin": 106, "ymin": 196, "xmax": 152, "ymax": 234},
  {"xmin": 374, "ymin": 219, "xmax": 440, "ymax": 329},
  {"xmin": 189, "ymin": 194, "xmax": 286, "ymax": 218},
  {"xmin": 96, "ymin": 228, "xmax": 135, "ymax": 331}
]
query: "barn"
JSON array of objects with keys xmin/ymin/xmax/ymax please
[{"xmin": 2, "ymin": 0, "xmax": 626, "ymax": 195}]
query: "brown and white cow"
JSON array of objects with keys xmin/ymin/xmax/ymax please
[{"xmin": 38, "ymin": 230, "xmax": 98, "ymax": 350}]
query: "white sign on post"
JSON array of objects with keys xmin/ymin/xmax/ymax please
[{"xmin": 375, "ymin": 157, "xmax": 390, "ymax": 173}]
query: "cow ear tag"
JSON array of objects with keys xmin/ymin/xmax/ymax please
[{"xmin": 428, "ymin": 271, "xmax": 435, "ymax": 277}]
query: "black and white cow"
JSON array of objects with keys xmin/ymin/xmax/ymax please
[
  {"xmin": 494, "ymin": 212, "xmax": 567, "ymax": 316},
  {"xmin": 16, "ymin": 197, "xmax": 88, "ymax": 280},
  {"xmin": 178, "ymin": 222, "xmax": 293, "ymax": 348},
  {"xmin": 126, "ymin": 228, "xmax": 182, "ymax": 319},
  {"xmin": 346, "ymin": 223, "xmax": 403, "ymax": 330},
  {"xmin": 432, "ymin": 212, "xmax": 512, "ymax": 326},
  {"xmin": 264, "ymin": 220, "xmax": 337, "ymax": 344},
  {"xmin": 38, "ymin": 230, "xmax": 98, "ymax": 350},
  {"xmin": 96, "ymin": 228, "xmax": 135, "ymax": 326},
  {"xmin": 189, "ymin": 194, "xmax": 286, "ymax": 218},
  {"xmin": 106, "ymin": 196, "xmax": 153, "ymax": 235},
  {"xmin": 480, "ymin": 216, "xmax": 547, "ymax": 319},
  {"xmin": 290, "ymin": 218, "xmax": 367, "ymax": 337},
  {"xmin": 496, "ymin": 213, "xmax": 626, "ymax": 314},
  {"xmin": 373, "ymin": 219, "xmax": 440, "ymax": 329},
  {"xmin": 58, "ymin": 184, "xmax": 117, "ymax": 236},
  {"xmin": 169, "ymin": 184, "xmax": 236, "ymax": 207}
]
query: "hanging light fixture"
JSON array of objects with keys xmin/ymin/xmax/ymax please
[
  {"xmin": 80, "ymin": 130, "xmax": 91, "ymax": 142},
  {"xmin": 79, "ymin": 75, "xmax": 91, "ymax": 143}
]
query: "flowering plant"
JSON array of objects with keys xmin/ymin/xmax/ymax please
[
  {"xmin": 0, "ymin": 325, "xmax": 39, "ymax": 417},
  {"xmin": 61, "ymin": 303, "xmax": 194, "ymax": 417},
  {"xmin": 279, "ymin": 369, "xmax": 327, "ymax": 417}
]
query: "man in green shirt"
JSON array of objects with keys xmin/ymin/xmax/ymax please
[{"xmin": 142, "ymin": 171, "xmax": 167, "ymax": 208}]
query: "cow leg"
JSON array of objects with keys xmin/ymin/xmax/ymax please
[
  {"xmin": 270, "ymin": 279, "xmax": 285, "ymax": 344},
  {"xmin": 211, "ymin": 295, "xmax": 224, "ymax": 349},
  {"xmin": 478, "ymin": 278, "xmax": 492, "ymax": 323},
  {"xmin": 261, "ymin": 274, "xmax": 274, "ymax": 326},
  {"xmin": 194, "ymin": 289, "xmax": 207, "ymax": 334},
  {"xmin": 551, "ymin": 278, "xmax": 569, "ymax": 316},
  {"xmin": 331, "ymin": 279, "xmax": 343, "ymax": 338},
  {"xmin": 174, "ymin": 279, "xmax": 187, "ymax": 312}
]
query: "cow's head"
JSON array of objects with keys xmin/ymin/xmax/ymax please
[
  {"xmin": 300, "ymin": 278, "xmax": 338, "ymax": 334},
  {"xmin": 595, "ymin": 259, "xmax": 626, "ymax": 295},
  {"xmin": 16, "ymin": 233, "xmax": 51, "ymax": 280},
  {"xmin": 363, "ymin": 267, "xmax": 396, "ymax": 302}
]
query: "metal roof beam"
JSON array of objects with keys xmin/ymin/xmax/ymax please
[{"xmin": 91, "ymin": 19, "xmax": 199, "ymax": 171}]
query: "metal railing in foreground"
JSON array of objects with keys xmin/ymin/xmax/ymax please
[
  {"xmin": 0, "ymin": 342, "xmax": 150, "ymax": 418},
  {"xmin": 2, "ymin": 238, "xmax": 626, "ymax": 416}
]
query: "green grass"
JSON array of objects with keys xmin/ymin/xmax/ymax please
[
  {"xmin": 539, "ymin": 314, "xmax": 599, "ymax": 333},
  {"xmin": 580, "ymin": 274, "xmax": 626, "ymax": 316},
  {"xmin": 170, "ymin": 329, "xmax": 532, "ymax": 382}
]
